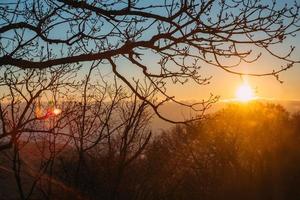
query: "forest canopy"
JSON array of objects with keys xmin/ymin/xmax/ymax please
[
  {"xmin": 1, "ymin": 102, "xmax": 300, "ymax": 199},
  {"xmin": 0, "ymin": 0, "xmax": 300, "ymax": 123},
  {"xmin": 1, "ymin": 1, "xmax": 300, "ymax": 199}
]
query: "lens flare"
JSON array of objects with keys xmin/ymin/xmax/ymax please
[{"xmin": 53, "ymin": 108, "xmax": 62, "ymax": 115}]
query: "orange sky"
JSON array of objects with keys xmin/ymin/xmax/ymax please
[
  {"xmin": 164, "ymin": 42, "xmax": 300, "ymax": 102},
  {"xmin": 166, "ymin": 63, "xmax": 300, "ymax": 102}
]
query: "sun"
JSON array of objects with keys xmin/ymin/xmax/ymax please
[{"xmin": 235, "ymin": 83, "xmax": 255, "ymax": 102}]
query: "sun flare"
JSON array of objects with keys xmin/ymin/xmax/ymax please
[
  {"xmin": 235, "ymin": 83, "xmax": 255, "ymax": 102},
  {"xmin": 53, "ymin": 108, "xmax": 62, "ymax": 115}
]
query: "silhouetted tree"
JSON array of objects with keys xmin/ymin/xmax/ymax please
[
  {"xmin": 140, "ymin": 102, "xmax": 300, "ymax": 200},
  {"xmin": 1, "ymin": 0, "xmax": 299, "ymax": 122},
  {"xmin": 0, "ymin": 65, "xmax": 80, "ymax": 199},
  {"xmin": 0, "ymin": 63, "xmax": 154, "ymax": 199},
  {"xmin": 0, "ymin": 65, "xmax": 77, "ymax": 150}
]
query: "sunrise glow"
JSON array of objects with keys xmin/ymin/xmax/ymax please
[{"xmin": 235, "ymin": 83, "xmax": 255, "ymax": 102}]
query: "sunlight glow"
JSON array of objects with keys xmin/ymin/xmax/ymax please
[
  {"xmin": 53, "ymin": 108, "xmax": 62, "ymax": 115},
  {"xmin": 236, "ymin": 83, "xmax": 255, "ymax": 102}
]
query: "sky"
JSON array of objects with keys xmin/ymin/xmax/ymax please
[
  {"xmin": 153, "ymin": 0, "xmax": 300, "ymax": 102},
  {"xmin": 165, "ymin": 52, "xmax": 300, "ymax": 102},
  {"xmin": 1, "ymin": 0, "xmax": 300, "ymax": 103},
  {"xmin": 166, "ymin": 38, "xmax": 300, "ymax": 101},
  {"xmin": 117, "ymin": 0, "xmax": 300, "ymax": 102}
]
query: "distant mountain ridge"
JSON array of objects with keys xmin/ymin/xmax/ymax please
[{"xmin": 150, "ymin": 99, "xmax": 300, "ymax": 131}]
